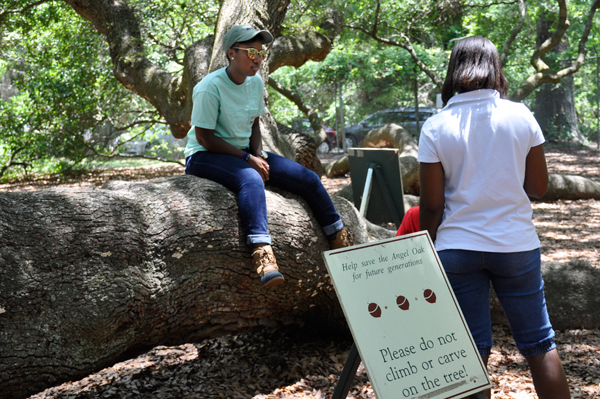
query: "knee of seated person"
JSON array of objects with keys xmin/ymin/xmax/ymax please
[
  {"xmin": 299, "ymin": 168, "xmax": 321, "ymax": 186},
  {"xmin": 239, "ymin": 168, "xmax": 265, "ymax": 186}
]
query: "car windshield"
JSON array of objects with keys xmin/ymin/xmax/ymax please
[{"xmin": 362, "ymin": 114, "xmax": 385, "ymax": 126}]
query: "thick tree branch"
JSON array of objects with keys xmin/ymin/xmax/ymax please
[
  {"xmin": 63, "ymin": 0, "xmax": 190, "ymax": 138},
  {"xmin": 501, "ymin": 0, "xmax": 525, "ymax": 67},
  {"xmin": 0, "ymin": 177, "xmax": 388, "ymax": 398},
  {"xmin": 531, "ymin": 0, "xmax": 570, "ymax": 71},
  {"xmin": 511, "ymin": 0, "xmax": 600, "ymax": 101},
  {"xmin": 268, "ymin": 31, "xmax": 333, "ymax": 73},
  {"xmin": 267, "ymin": 77, "xmax": 327, "ymax": 144}
]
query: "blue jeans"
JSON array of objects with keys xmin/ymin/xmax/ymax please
[
  {"xmin": 185, "ymin": 151, "xmax": 343, "ymax": 245},
  {"xmin": 438, "ymin": 249, "xmax": 556, "ymax": 358}
]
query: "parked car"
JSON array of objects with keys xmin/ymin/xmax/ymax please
[
  {"xmin": 342, "ymin": 107, "xmax": 438, "ymax": 147},
  {"xmin": 291, "ymin": 118, "xmax": 337, "ymax": 153}
]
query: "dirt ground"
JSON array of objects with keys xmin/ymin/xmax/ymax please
[{"xmin": 7, "ymin": 143, "xmax": 599, "ymax": 399}]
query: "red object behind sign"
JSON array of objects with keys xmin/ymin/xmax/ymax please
[{"xmin": 395, "ymin": 206, "xmax": 420, "ymax": 237}]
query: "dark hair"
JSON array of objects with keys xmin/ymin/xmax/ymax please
[{"xmin": 441, "ymin": 36, "xmax": 508, "ymax": 105}]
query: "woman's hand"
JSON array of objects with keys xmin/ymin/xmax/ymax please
[{"xmin": 248, "ymin": 155, "xmax": 270, "ymax": 183}]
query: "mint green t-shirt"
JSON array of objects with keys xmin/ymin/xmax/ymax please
[{"xmin": 184, "ymin": 67, "xmax": 266, "ymax": 158}]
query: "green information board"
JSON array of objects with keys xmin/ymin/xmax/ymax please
[{"xmin": 348, "ymin": 148, "xmax": 405, "ymax": 227}]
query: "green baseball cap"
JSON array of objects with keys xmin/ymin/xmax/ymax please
[{"xmin": 222, "ymin": 25, "xmax": 273, "ymax": 51}]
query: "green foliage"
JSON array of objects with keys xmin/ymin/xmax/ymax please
[
  {"xmin": 0, "ymin": 1, "xmax": 191, "ymax": 180},
  {"xmin": 270, "ymin": 0, "xmax": 600, "ymax": 144},
  {"xmin": 269, "ymin": 38, "xmax": 446, "ymax": 128},
  {"xmin": 1, "ymin": 0, "xmax": 599, "ymax": 182}
]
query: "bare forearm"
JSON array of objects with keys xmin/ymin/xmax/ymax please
[
  {"xmin": 419, "ymin": 205, "xmax": 444, "ymax": 243},
  {"xmin": 195, "ymin": 127, "xmax": 246, "ymax": 159},
  {"xmin": 523, "ymin": 144, "xmax": 548, "ymax": 199},
  {"xmin": 419, "ymin": 162, "xmax": 446, "ymax": 243},
  {"xmin": 249, "ymin": 120, "xmax": 263, "ymax": 155}
]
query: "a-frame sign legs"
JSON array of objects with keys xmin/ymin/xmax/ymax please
[{"xmin": 331, "ymin": 344, "xmax": 361, "ymax": 399}]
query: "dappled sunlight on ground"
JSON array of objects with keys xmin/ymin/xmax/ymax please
[{"xmin": 11, "ymin": 143, "xmax": 600, "ymax": 398}]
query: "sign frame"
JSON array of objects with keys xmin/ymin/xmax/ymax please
[{"xmin": 323, "ymin": 232, "xmax": 492, "ymax": 399}]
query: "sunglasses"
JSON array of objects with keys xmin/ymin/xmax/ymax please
[{"xmin": 232, "ymin": 47, "xmax": 266, "ymax": 60}]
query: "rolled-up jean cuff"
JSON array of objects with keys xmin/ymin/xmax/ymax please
[
  {"xmin": 247, "ymin": 234, "xmax": 272, "ymax": 245},
  {"xmin": 322, "ymin": 219, "xmax": 344, "ymax": 236},
  {"xmin": 520, "ymin": 338, "xmax": 556, "ymax": 358},
  {"xmin": 477, "ymin": 345, "xmax": 491, "ymax": 358}
]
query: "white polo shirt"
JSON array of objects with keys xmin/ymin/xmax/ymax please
[{"xmin": 418, "ymin": 89, "xmax": 545, "ymax": 252}]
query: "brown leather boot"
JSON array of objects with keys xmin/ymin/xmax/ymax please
[
  {"xmin": 330, "ymin": 228, "xmax": 352, "ymax": 249},
  {"xmin": 252, "ymin": 245, "xmax": 284, "ymax": 287}
]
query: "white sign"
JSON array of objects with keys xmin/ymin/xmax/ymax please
[{"xmin": 323, "ymin": 232, "xmax": 492, "ymax": 399}]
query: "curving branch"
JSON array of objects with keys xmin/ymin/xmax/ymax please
[
  {"xmin": 267, "ymin": 77, "xmax": 327, "ymax": 144},
  {"xmin": 267, "ymin": 31, "xmax": 333, "ymax": 73},
  {"xmin": 343, "ymin": 22, "xmax": 444, "ymax": 89},
  {"xmin": 63, "ymin": 0, "xmax": 190, "ymax": 138},
  {"xmin": 0, "ymin": 144, "xmax": 31, "ymax": 178},
  {"xmin": 530, "ymin": 0, "xmax": 570, "ymax": 72},
  {"xmin": 511, "ymin": 0, "xmax": 600, "ymax": 101},
  {"xmin": 500, "ymin": 0, "xmax": 526, "ymax": 67}
]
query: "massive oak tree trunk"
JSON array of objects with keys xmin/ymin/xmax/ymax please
[
  {"xmin": 0, "ymin": 176, "xmax": 393, "ymax": 399},
  {"xmin": 1, "ymin": 177, "xmax": 599, "ymax": 398}
]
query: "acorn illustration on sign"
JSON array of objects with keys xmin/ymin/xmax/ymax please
[
  {"xmin": 396, "ymin": 295, "xmax": 410, "ymax": 310},
  {"xmin": 368, "ymin": 302, "xmax": 382, "ymax": 318},
  {"xmin": 424, "ymin": 289, "xmax": 437, "ymax": 303}
]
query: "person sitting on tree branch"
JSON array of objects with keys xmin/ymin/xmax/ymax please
[{"xmin": 184, "ymin": 25, "xmax": 351, "ymax": 288}]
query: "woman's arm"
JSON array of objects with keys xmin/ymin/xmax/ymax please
[
  {"xmin": 196, "ymin": 126, "xmax": 270, "ymax": 182},
  {"xmin": 249, "ymin": 118, "xmax": 263, "ymax": 156},
  {"xmin": 523, "ymin": 144, "xmax": 548, "ymax": 199},
  {"xmin": 419, "ymin": 162, "xmax": 445, "ymax": 243},
  {"xmin": 195, "ymin": 126, "xmax": 245, "ymax": 158}
]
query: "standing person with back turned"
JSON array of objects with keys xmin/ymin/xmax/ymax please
[
  {"xmin": 184, "ymin": 25, "xmax": 351, "ymax": 288},
  {"xmin": 419, "ymin": 36, "xmax": 570, "ymax": 399}
]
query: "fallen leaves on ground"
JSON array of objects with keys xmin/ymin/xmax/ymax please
[
  {"xmin": 29, "ymin": 325, "xmax": 599, "ymax": 399},
  {"xmin": 10, "ymin": 143, "xmax": 600, "ymax": 398}
]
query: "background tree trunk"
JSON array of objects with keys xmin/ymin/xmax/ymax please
[
  {"xmin": 0, "ymin": 176, "xmax": 392, "ymax": 399},
  {"xmin": 542, "ymin": 174, "xmax": 600, "ymax": 201},
  {"xmin": 533, "ymin": 11, "xmax": 585, "ymax": 142}
]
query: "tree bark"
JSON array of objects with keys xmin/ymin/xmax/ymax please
[
  {"xmin": 1, "ymin": 175, "xmax": 599, "ymax": 398},
  {"xmin": 533, "ymin": 11, "xmax": 585, "ymax": 142},
  {"xmin": 0, "ymin": 176, "xmax": 393, "ymax": 399},
  {"xmin": 542, "ymin": 174, "xmax": 600, "ymax": 201}
]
